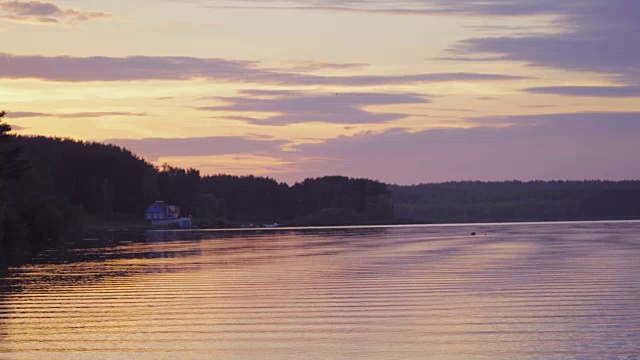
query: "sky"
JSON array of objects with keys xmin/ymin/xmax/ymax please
[{"xmin": 1, "ymin": 0, "xmax": 639, "ymax": 184}]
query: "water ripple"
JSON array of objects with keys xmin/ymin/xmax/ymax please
[{"xmin": 1, "ymin": 221, "xmax": 639, "ymax": 359}]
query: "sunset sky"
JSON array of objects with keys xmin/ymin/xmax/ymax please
[{"xmin": 2, "ymin": 0, "xmax": 639, "ymax": 184}]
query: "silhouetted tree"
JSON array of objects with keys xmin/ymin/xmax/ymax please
[
  {"xmin": 3, "ymin": 117, "xmax": 639, "ymax": 263},
  {"xmin": 157, "ymin": 164, "xmax": 201, "ymax": 216},
  {"xmin": 0, "ymin": 111, "xmax": 26, "ymax": 181},
  {"xmin": 193, "ymin": 193, "xmax": 220, "ymax": 221}
]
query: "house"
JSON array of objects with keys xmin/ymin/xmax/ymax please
[
  {"xmin": 145, "ymin": 201, "xmax": 192, "ymax": 228},
  {"xmin": 145, "ymin": 201, "xmax": 180, "ymax": 221}
]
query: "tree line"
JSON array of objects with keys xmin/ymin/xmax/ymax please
[
  {"xmin": 391, "ymin": 180, "xmax": 640, "ymax": 223},
  {"xmin": 3, "ymin": 110, "xmax": 640, "ymax": 266},
  {"xmin": 1, "ymin": 112, "xmax": 394, "ymax": 262}
]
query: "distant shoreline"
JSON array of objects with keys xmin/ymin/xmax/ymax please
[{"xmin": 97, "ymin": 217, "xmax": 640, "ymax": 234}]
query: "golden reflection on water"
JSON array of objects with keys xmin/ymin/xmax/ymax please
[{"xmin": 1, "ymin": 222, "xmax": 640, "ymax": 359}]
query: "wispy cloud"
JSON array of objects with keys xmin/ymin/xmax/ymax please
[
  {"xmin": 6, "ymin": 111, "xmax": 147, "ymax": 118},
  {"xmin": 0, "ymin": 1, "xmax": 110, "ymax": 25},
  {"xmin": 192, "ymin": 5, "xmax": 437, "ymax": 16},
  {"xmin": 107, "ymin": 136, "xmax": 287, "ymax": 161},
  {"xmin": 279, "ymin": 111, "xmax": 640, "ymax": 183},
  {"xmin": 447, "ymin": 1, "xmax": 640, "ymax": 83},
  {"xmin": 423, "ymin": 0, "xmax": 581, "ymax": 16},
  {"xmin": 0, "ymin": 53, "xmax": 529, "ymax": 85},
  {"xmin": 4, "ymin": 111, "xmax": 49, "ymax": 118},
  {"xmin": 523, "ymin": 86, "xmax": 640, "ymax": 98},
  {"xmin": 211, "ymin": 1, "xmax": 636, "ymax": 84},
  {"xmin": 168, "ymin": 0, "xmax": 577, "ymax": 17},
  {"xmin": 285, "ymin": 60, "xmax": 368, "ymax": 72},
  {"xmin": 197, "ymin": 90, "xmax": 428, "ymax": 126}
]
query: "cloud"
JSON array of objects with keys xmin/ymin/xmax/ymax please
[
  {"xmin": 523, "ymin": 86, "xmax": 640, "ymax": 98},
  {"xmin": 108, "ymin": 136, "xmax": 287, "ymax": 161},
  {"xmin": 57, "ymin": 112, "xmax": 147, "ymax": 118},
  {"xmin": 5, "ymin": 111, "xmax": 147, "ymax": 118},
  {"xmin": 170, "ymin": 0, "xmax": 575, "ymax": 17},
  {"xmin": 423, "ymin": 0, "xmax": 579, "ymax": 16},
  {"xmin": 168, "ymin": 1, "xmax": 638, "ymax": 85},
  {"xmin": 472, "ymin": 112, "xmax": 640, "ymax": 135},
  {"xmin": 0, "ymin": 53, "xmax": 529, "ymax": 84},
  {"xmin": 4, "ymin": 111, "xmax": 50, "ymax": 118},
  {"xmin": 277, "ymin": 111, "xmax": 640, "ymax": 184},
  {"xmin": 448, "ymin": 1, "xmax": 640, "ymax": 83},
  {"xmin": 286, "ymin": 60, "xmax": 368, "ymax": 72},
  {"xmin": 0, "ymin": 1, "xmax": 110, "ymax": 24},
  {"xmin": 0, "ymin": 54, "xmax": 256, "ymax": 82},
  {"xmin": 225, "ymin": 1, "xmax": 636, "ymax": 84},
  {"xmin": 197, "ymin": 90, "xmax": 428, "ymax": 125},
  {"xmin": 193, "ymin": 5, "xmax": 437, "ymax": 16},
  {"xmin": 172, "ymin": 0, "xmax": 616, "ymax": 25}
]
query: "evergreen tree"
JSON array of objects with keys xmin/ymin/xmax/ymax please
[{"xmin": 0, "ymin": 111, "xmax": 25, "ymax": 181}]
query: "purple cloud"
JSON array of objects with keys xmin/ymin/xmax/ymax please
[
  {"xmin": 193, "ymin": 5, "xmax": 439, "ymax": 16},
  {"xmin": 5, "ymin": 111, "xmax": 147, "ymax": 118},
  {"xmin": 523, "ymin": 86, "xmax": 640, "ymax": 98},
  {"xmin": 174, "ymin": 0, "xmax": 590, "ymax": 18},
  {"xmin": 286, "ymin": 60, "xmax": 368, "ymax": 72},
  {"xmin": 108, "ymin": 136, "xmax": 287, "ymax": 161},
  {"xmin": 57, "ymin": 112, "xmax": 147, "ymax": 118},
  {"xmin": 472, "ymin": 112, "xmax": 640, "ymax": 136},
  {"xmin": 197, "ymin": 90, "xmax": 428, "ymax": 125},
  {"xmin": 169, "ymin": 1, "xmax": 639, "ymax": 85},
  {"xmin": 0, "ymin": 53, "xmax": 529, "ymax": 84},
  {"xmin": 4, "ymin": 111, "xmax": 50, "ymax": 118},
  {"xmin": 0, "ymin": 1, "xmax": 110, "ymax": 24},
  {"xmin": 448, "ymin": 1, "xmax": 640, "ymax": 83},
  {"xmin": 276, "ymin": 111, "xmax": 640, "ymax": 184},
  {"xmin": 0, "ymin": 54, "xmax": 256, "ymax": 82},
  {"xmin": 424, "ymin": 0, "xmax": 579, "ymax": 16},
  {"xmin": 173, "ymin": 0, "xmax": 575, "ymax": 17}
]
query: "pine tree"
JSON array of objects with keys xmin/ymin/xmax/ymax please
[{"xmin": 0, "ymin": 111, "xmax": 26, "ymax": 181}]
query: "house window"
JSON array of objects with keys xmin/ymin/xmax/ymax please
[
  {"xmin": 146, "ymin": 213, "xmax": 152, "ymax": 219},
  {"xmin": 153, "ymin": 213, "xmax": 158, "ymax": 219},
  {"xmin": 160, "ymin": 214, "xmax": 164, "ymax": 219}
]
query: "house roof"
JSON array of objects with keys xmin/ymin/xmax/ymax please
[{"xmin": 146, "ymin": 201, "xmax": 168, "ymax": 213}]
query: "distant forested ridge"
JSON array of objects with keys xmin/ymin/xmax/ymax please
[{"xmin": 392, "ymin": 181, "xmax": 640, "ymax": 223}]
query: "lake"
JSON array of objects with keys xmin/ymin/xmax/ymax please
[{"xmin": 1, "ymin": 221, "xmax": 639, "ymax": 359}]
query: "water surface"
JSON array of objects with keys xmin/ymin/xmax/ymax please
[{"xmin": 1, "ymin": 222, "xmax": 639, "ymax": 359}]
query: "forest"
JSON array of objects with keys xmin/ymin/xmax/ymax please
[
  {"xmin": 392, "ymin": 181, "xmax": 640, "ymax": 223},
  {"xmin": 2, "ymin": 110, "xmax": 640, "ymax": 263},
  {"xmin": 0, "ymin": 111, "xmax": 394, "ymax": 259}
]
